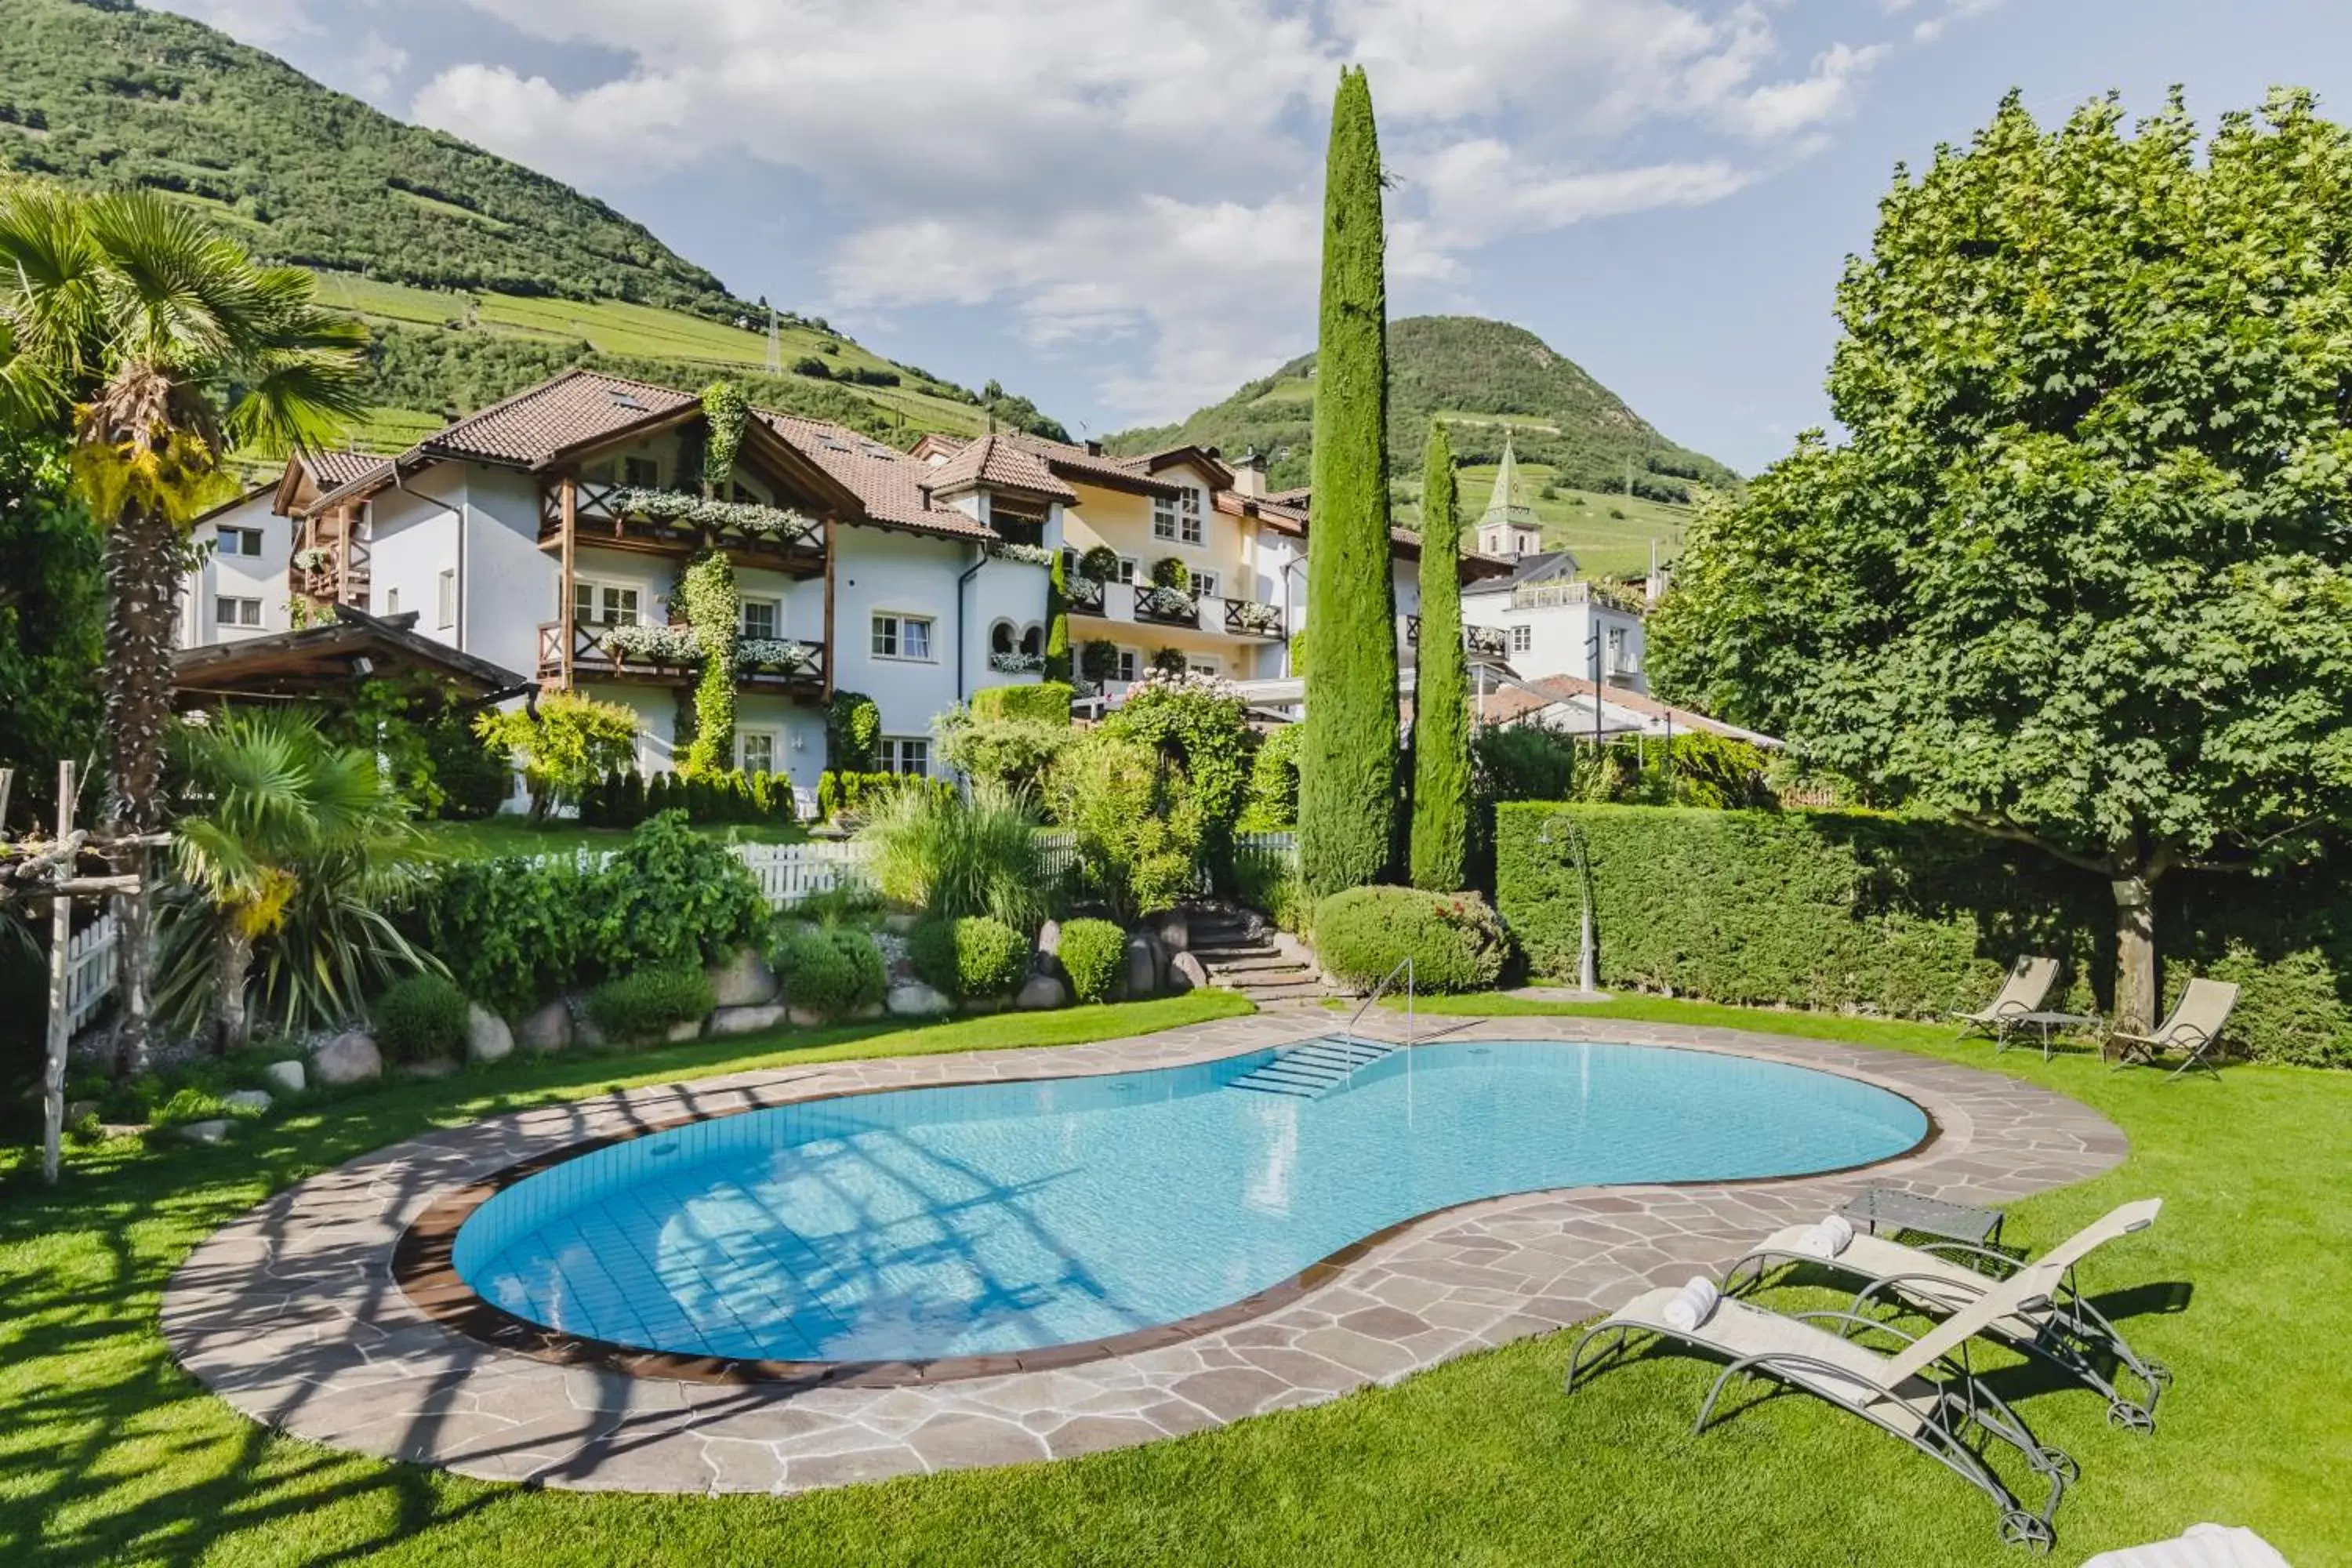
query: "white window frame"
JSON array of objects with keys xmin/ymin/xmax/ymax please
[
  {"xmin": 1153, "ymin": 488, "xmax": 1205, "ymax": 546},
  {"xmin": 1511, "ymin": 623, "xmax": 1534, "ymax": 654},
  {"xmin": 1116, "ymin": 648, "xmax": 1140, "ymax": 683},
  {"xmin": 436, "ymin": 568, "xmax": 457, "ymax": 630},
  {"xmin": 620, "ymin": 454, "xmax": 660, "ymax": 488},
  {"xmin": 215, "ymin": 595, "xmax": 262, "ymax": 629},
  {"xmin": 574, "ymin": 579, "xmax": 642, "ymax": 626},
  {"xmin": 872, "ymin": 612, "xmax": 935, "ymax": 662},
  {"xmin": 740, "ymin": 597, "xmax": 782, "ymax": 641},
  {"xmin": 1117, "ymin": 556, "xmax": 1139, "ymax": 583},
  {"xmin": 877, "ymin": 736, "xmax": 930, "ymax": 776},
  {"xmin": 737, "ymin": 728, "xmax": 779, "ymax": 775},
  {"xmin": 1189, "ymin": 657, "xmax": 1219, "ymax": 678},
  {"xmin": 216, "ymin": 524, "xmax": 263, "ymax": 557},
  {"xmin": 1190, "ymin": 569, "xmax": 1219, "ymax": 599}
]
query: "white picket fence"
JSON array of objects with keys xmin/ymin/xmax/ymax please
[{"xmin": 62, "ymin": 913, "xmax": 121, "ymax": 1036}]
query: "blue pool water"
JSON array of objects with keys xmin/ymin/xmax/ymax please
[{"xmin": 452, "ymin": 1040, "xmax": 1926, "ymax": 1363}]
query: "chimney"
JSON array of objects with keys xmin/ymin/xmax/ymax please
[
  {"xmin": 1231, "ymin": 447, "xmax": 1269, "ymax": 500},
  {"xmin": 1085, "ymin": 438, "xmax": 1105, "ymax": 456}
]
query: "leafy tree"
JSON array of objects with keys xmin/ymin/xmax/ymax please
[
  {"xmin": 1102, "ymin": 670, "xmax": 1255, "ymax": 881},
  {"xmin": 0, "ymin": 429, "xmax": 100, "ymax": 828},
  {"xmin": 1044, "ymin": 553, "xmax": 1072, "ymax": 681},
  {"xmin": 0, "ymin": 186, "xmax": 365, "ymax": 1070},
  {"xmin": 1648, "ymin": 89, "xmax": 2352, "ymax": 1030},
  {"xmin": 1048, "ymin": 730, "xmax": 1203, "ymax": 923},
  {"xmin": 827, "ymin": 689, "xmax": 881, "ymax": 771},
  {"xmin": 1409, "ymin": 422, "xmax": 1470, "ymax": 890},
  {"xmin": 1298, "ymin": 65, "xmax": 1399, "ymax": 900},
  {"xmin": 473, "ymin": 690, "xmax": 639, "ymax": 822}
]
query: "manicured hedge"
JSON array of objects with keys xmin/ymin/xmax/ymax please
[
  {"xmin": 1056, "ymin": 918, "xmax": 1126, "ymax": 1004},
  {"xmin": 586, "ymin": 968, "xmax": 714, "ymax": 1043},
  {"xmin": 1312, "ymin": 887, "xmax": 1510, "ymax": 993},
  {"xmin": 771, "ymin": 925, "xmax": 886, "ymax": 1019},
  {"xmin": 372, "ymin": 975, "xmax": 468, "ymax": 1063},
  {"xmin": 972, "ymin": 681, "xmax": 1073, "ymax": 726},
  {"xmin": 911, "ymin": 916, "xmax": 1029, "ymax": 1001},
  {"xmin": 1495, "ymin": 804, "xmax": 2352, "ymax": 1066}
]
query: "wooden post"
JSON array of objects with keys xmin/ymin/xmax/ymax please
[
  {"xmin": 559, "ymin": 475, "xmax": 578, "ymax": 690},
  {"xmin": 42, "ymin": 760, "xmax": 74, "ymax": 1186},
  {"xmin": 821, "ymin": 513, "xmax": 837, "ymax": 703}
]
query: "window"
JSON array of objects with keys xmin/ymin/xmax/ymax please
[
  {"xmin": 1019, "ymin": 624, "xmax": 1043, "ymax": 656},
  {"xmin": 1152, "ymin": 487, "xmax": 1204, "ymax": 545},
  {"xmin": 1190, "ymin": 570, "xmax": 1219, "ymax": 599},
  {"xmin": 731, "ymin": 481, "xmax": 761, "ymax": 505},
  {"xmin": 1606, "ymin": 626, "xmax": 1630, "ymax": 671},
  {"xmin": 739, "ymin": 731, "xmax": 777, "ymax": 775},
  {"xmin": 216, "ymin": 525, "xmax": 263, "ymax": 557},
  {"xmin": 574, "ymin": 582, "xmax": 641, "ymax": 626},
  {"xmin": 1116, "ymin": 648, "xmax": 1140, "ymax": 683},
  {"xmin": 872, "ymin": 613, "xmax": 934, "ymax": 660},
  {"xmin": 621, "ymin": 456, "xmax": 659, "ymax": 488},
  {"xmin": 740, "ymin": 597, "xmax": 780, "ymax": 641},
  {"xmin": 1116, "ymin": 556, "xmax": 1138, "ymax": 583},
  {"xmin": 215, "ymin": 596, "xmax": 262, "ymax": 629},
  {"xmin": 877, "ymin": 736, "xmax": 929, "ymax": 776},
  {"xmin": 436, "ymin": 568, "xmax": 456, "ymax": 630},
  {"xmin": 989, "ymin": 620, "xmax": 1016, "ymax": 655},
  {"xmin": 1189, "ymin": 658, "xmax": 1219, "ymax": 678},
  {"xmin": 1511, "ymin": 623, "xmax": 1534, "ymax": 654}
]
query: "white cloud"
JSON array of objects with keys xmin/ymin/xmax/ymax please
[
  {"xmin": 390, "ymin": 0, "xmax": 1926, "ymax": 420},
  {"xmin": 169, "ymin": 0, "xmax": 318, "ymax": 46}
]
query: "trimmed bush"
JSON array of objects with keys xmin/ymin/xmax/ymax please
[
  {"xmin": 372, "ymin": 974, "xmax": 470, "ymax": 1063},
  {"xmin": 910, "ymin": 916, "xmax": 1029, "ymax": 1001},
  {"xmin": 971, "ymin": 681, "xmax": 1073, "ymax": 725},
  {"xmin": 1057, "ymin": 918, "xmax": 1126, "ymax": 1004},
  {"xmin": 1495, "ymin": 804, "xmax": 2352, "ymax": 1066},
  {"xmin": 1312, "ymin": 887, "xmax": 1510, "ymax": 993},
  {"xmin": 771, "ymin": 925, "xmax": 886, "ymax": 1019},
  {"xmin": 587, "ymin": 811, "xmax": 768, "ymax": 975},
  {"xmin": 586, "ymin": 968, "xmax": 714, "ymax": 1043}
]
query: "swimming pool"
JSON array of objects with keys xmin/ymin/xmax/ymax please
[{"xmin": 448, "ymin": 1040, "xmax": 1927, "ymax": 1368}]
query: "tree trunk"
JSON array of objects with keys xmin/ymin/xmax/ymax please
[
  {"xmin": 2111, "ymin": 871, "xmax": 2159, "ymax": 1036},
  {"xmin": 100, "ymin": 502, "xmax": 182, "ymax": 1076},
  {"xmin": 212, "ymin": 921, "xmax": 253, "ymax": 1056}
]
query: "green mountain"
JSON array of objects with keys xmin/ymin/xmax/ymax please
[
  {"xmin": 0, "ymin": 0, "xmax": 1063, "ymax": 449},
  {"xmin": 1107, "ymin": 315, "xmax": 1738, "ymax": 503}
]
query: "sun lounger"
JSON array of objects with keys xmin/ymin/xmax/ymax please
[
  {"xmin": 1724, "ymin": 1200, "xmax": 2172, "ymax": 1430},
  {"xmin": 1954, "ymin": 957, "xmax": 2061, "ymax": 1044},
  {"xmin": 2081, "ymin": 1523, "xmax": 2291, "ymax": 1568},
  {"xmin": 2108, "ymin": 979, "xmax": 2239, "ymax": 1080},
  {"xmin": 1566, "ymin": 1254, "xmax": 2079, "ymax": 1550}
]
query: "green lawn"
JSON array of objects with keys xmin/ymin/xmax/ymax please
[
  {"xmin": 412, "ymin": 817, "xmax": 807, "ymax": 860},
  {"xmin": 2, "ymin": 996, "xmax": 2342, "ymax": 1566}
]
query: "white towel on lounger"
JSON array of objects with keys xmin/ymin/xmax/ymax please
[
  {"xmin": 1797, "ymin": 1214, "xmax": 1855, "ymax": 1258},
  {"xmin": 1662, "ymin": 1276, "xmax": 1720, "ymax": 1332}
]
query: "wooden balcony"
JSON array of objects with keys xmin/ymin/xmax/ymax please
[
  {"xmin": 538, "ymin": 621, "xmax": 826, "ymax": 698},
  {"xmin": 1403, "ymin": 615, "xmax": 1510, "ymax": 659},
  {"xmin": 539, "ymin": 480, "xmax": 828, "ymax": 577},
  {"xmin": 1133, "ymin": 586, "xmax": 1200, "ymax": 629}
]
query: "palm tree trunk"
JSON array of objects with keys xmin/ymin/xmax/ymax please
[
  {"xmin": 100, "ymin": 502, "xmax": 182, "ymax": 1076},
  {"xmin": 212, "ymin": 921, "xmax": 254, "ymax": 1054}
]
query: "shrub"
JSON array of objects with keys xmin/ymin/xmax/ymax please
[
  {"xmin": 934, "ymin": 706, "xmax": 1071, "ymax": 794},
  {"xmin": 586, "ymin": 811, "xmax": 768, "ymax": 975},
  {"xmin": 1047, "ymin": 731, "xmax": 1203, "ymax": 922},
  {"xmin": 1057, "ymin": 918, "xmax": 1126, "ymax": 1004},
  {"xmin": 828, "ymin": 689, "xmax": 881, "ymax": 771},
  {"xmin": 427, "ymin": 715, "xmax": 509, "ymax": 820},
  {"xmin": 1149, "ymin": 646, "xmax": 1189, "ymax": 677},
  {"xmin": 586, "ymin": 968, "xmax": 715, "ymax": 1043},
  {"xmin": 1149, "ymin": 555, "xmax": 1189, "ymax": 590},
  {"xmin": 971, "ymin": 682, "xmax": 1073, "ymax": 725},
  {"xmin": 859, "ymin": 782, "xmax": 1046, "ymax": 928},
  {"xmin": 1080, "ymin": 639, "xmax": 1120, "ymax": 684},
  {"xmin": 1102, "ymin": 670, "xmax": 1254, "ymax": 882},
  {"xmin": 473, "ymin": 689, "xmax": 639, "ymax": 822},
  {"xmin": 152, "ymin": 1086, "xmax": 234, "ymax": 1130},
  {"xmin": 1078, "ymin": 545, "xmax": 1121, "ymax": 583},
  {"xmin": 1239, "ymin": 723, "xmax": 1303, "ymax": 831},
  {"xmin": 373, "ymin": 974, "xmax": 470, "ymax": 1062},
  {"xmin": 910, "ymin": 916, "xmax": 1029, "ymax": 1000},
  {"xmin": 771, "ymin": 924, "xmax": 886, "ymax": 1018},
  {"xmin": 1234, "ymin": 848, "xmax": 1308, "ymax": 935},
  {"xmin": 1312, "ymin": 887, "xmax": 1511, "ymax": 993}
]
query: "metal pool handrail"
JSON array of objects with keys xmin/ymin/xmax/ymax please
[{"xmin": 1343, "ymin": 957, "xmax": 1415, "ymax": 1087}]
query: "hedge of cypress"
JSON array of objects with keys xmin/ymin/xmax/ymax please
[
  {"xmin": 1298, "ymin": 64, "xmax": 1399, "ymax": 900},
  {"xmin": 1408, "ymin": 421, "xmax": 1470, "ymax": 891},
  {"xmin": 1495, "ymin": 802, "xmax": 2352, "ymax": 1067}
]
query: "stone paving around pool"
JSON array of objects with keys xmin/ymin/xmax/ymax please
[{"xmin": 162, "ymin": 1014, "xmax": 2127, "ymax": 1495}]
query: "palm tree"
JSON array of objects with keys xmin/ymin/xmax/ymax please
[
  {"xmin": 0, "ymin": 187, "xmax": 366, "ymax": 1069},
  {"xmin": 169, "ymin": 708, "xmax": 423, "ymax": 1053}
]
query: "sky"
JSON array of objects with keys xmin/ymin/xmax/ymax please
[{"xmin": 165, "ymin": 0, "xmax": 2352, "ymax": 474}]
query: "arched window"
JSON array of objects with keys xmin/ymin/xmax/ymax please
[
  {"xmin": 990, "ymin": 620, "xmax": 1015, "ymax": 655},
  {"xmin": 1019, "ymin": 623, "xmax": 1044, "ymax": 656}
]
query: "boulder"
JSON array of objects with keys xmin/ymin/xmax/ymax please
[
  {"xmin": 787, "ymin": 1005, "xmax": 829, "ymax": 1029},
  {"xmin": 260, "ymin": 1059, "xmax": 306, "ymax": 1095},
  {"xmin": 1168, "ymin": 952, "xmax": 1209, "ymax": 993},
  {"xmin": 853, "ymin": 1001, "xmax": 887, "ymax": 1022},
  {"xmin": 517, "ymin": 1000, "xmax": 572, "ymax": 1054},
  {"xmin": 963, "ymin": 996, "xmax": 1005, "ymax": 1014},
  {"xmin": 1123, "ymin": 933, "xmax": 1160, "ymax": 1000},
  {"xmin": 1154, "ymin": 909, "xmax": 1191, "ymax": 953},
  {"xmin": 223, "ymin": 1088, "xmax": 272, "ymax": 1115},
  {"xmin": 400, "ymin": 1058, "xmax": 459, "ymax": 1080},
  {"xmin": 465, "ymin": 1003, "xmax": 515, "ymax": 1065},
  {"xmin": 1033, "ymin": 919, "xmax": 1063, "ymax": 976},
  {"xmin": 64, "ymin": 1098, "xmax": 100, "ymax": 1126},
  {"xmin": 1015, "ymin": 972, "xmax": 1067, "ymax": 1011},
  {"xmin": 708, "ymin": 1002, "xmax": 788, "ymax": 1036},
  {"xmin": 176, "ymin": 1119, "xmax": 233, "ymax": 1145},
  {"xmin": 567, "ymin": 995, "xmax": 608, "ymax": 1051},
  {"xmin": 311, "ymin": 1029, "xmax": 383, "ymax": 1087},
  {"xmin": 887, "ymin": 981, "xmax": 952, "ymax": 1018},
  {"xmin": 664, "ymin": 1019, "xmax": 705, "ymax": 1044},
  {"xmin": 706, "ymin": 947, "xmax": 781, "ymax": 1009}
]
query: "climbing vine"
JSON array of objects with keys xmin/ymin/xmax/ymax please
[
  {"xmin": 1103, "ymin": 669, "xmax": 1256, "ymax": 877},
  {"xmin": 699, "ymin": 379, "xmax": 750, "ymax": 492},
  {"xmin": 677, "ymin": 550, "xmax": 738, "ymax": 775},
  {"xmin": 827, "ymin": 688, "xmax": 882, "ymax": 771}
]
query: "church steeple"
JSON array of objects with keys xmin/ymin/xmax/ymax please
[{"xmin": 1475, "ymin": 434, "xmax": 1544, "ymax": 557}]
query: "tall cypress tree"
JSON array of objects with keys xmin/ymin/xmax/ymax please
[
  {"xmin": 1044, "ymin": 553, "xmax": 1072, "ymax": 682},
  {"xmin": 1298, "ymin": 65, "xmax": 1399, "ymax": 899},
  {"xmin": 1408, "ymin": 422, "xmax": 1470, "ymax": 891}
]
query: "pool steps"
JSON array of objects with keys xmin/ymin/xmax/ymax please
[{"xmin": 1227, "ymin": 1036, "xmax": 1395, "ymax": 1098}]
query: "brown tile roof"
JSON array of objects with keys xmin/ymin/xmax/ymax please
[
  {"xmin": 1480, "ymin": 674, "xmax": 1775, "ymax": 743},
  {"xmin": 1000, "ymin": 433, "xmax": 1185, "ymax": 497},
  {"xmin": 307, "ymin": 448, "xmax": 388, "ymax": 488},
  {"xmin": 421, "ymin": 369, "xmax": 696, "ymax": 466},
  {"xmin": 920, "ymin": 433, "xmax": 1076, "ymax": 502},
  {"xmin": 759, "ymin": 413, "xmax": 997, "ymax": 540}
]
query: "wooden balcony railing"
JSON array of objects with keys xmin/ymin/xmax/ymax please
[
  {"xmin": 1403, "ymin": 615, "xmax": 1510, "ymax": 659},
  {"xmin": 539, "ymin": 481, "xmax": 827, "ymax": 574},
  {"xmin": 538, "ymin": 621, "xmax": 826, "ymax": 694},
  {"xmin": 1134, "ymin": 586, "xmax": 1200, "ymax": 628},
  {"xmin": 1067, "ymin": 575, "xmax": 1107, "ymax": 615},
  {"xmin": 1221, "ymin": 598, "xmax": 1285, "ymax": 639}
]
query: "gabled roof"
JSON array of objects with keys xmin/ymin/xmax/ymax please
[
  {"xmin": 420, "ymin": 369, "xmax": 697, "ymax": 468},
  {"xmin": 1469, "ymin": 549, "xmax": 1581, "ymax": 593},
  {"xmin": 1003, "ymin": 433, "xmax": 1187, "ymax": 497},
  {"xmin": 759, "ymin": 413, "xmax": 997, "ymax": 540},
  {"xmin": 920, "ymin": 432, "xmax": 1077, "ymax": 503},
  {"xmin": 1479, "ymin": 674, "xmax": 1780, "ymax": 747},
  {"xmin": 173, "ymin": 604, "xmax": 528, "ymax": 706},
  {"xmin": 1138, "ymin": 445, "xmax": 1234, "ymax": 489}
]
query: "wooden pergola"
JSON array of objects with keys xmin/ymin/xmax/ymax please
[{"xmin": 172, "ymin": 604, "xmax": 531, "ymax": 709}]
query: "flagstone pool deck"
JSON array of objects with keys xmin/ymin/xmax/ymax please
[{"xmin": 162, "ymin": 1013, "xmax": 2126, "ymax": 1496}]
